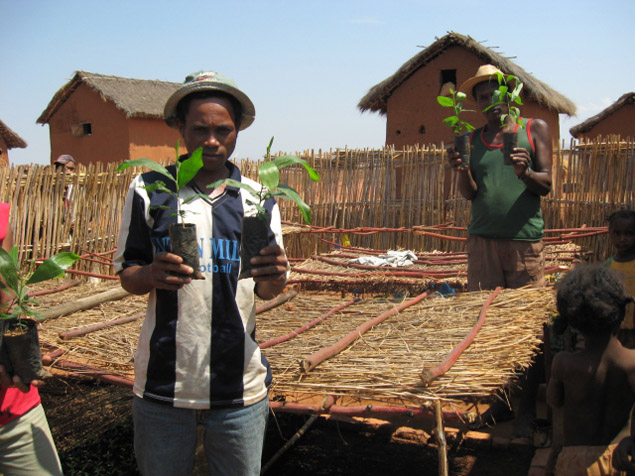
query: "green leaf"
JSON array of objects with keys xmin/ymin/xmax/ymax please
[
  {"xmin": 265, "ymin": 136, "xmax": 274, "ymax": 160},
  {"xmin": 443, "ymin": 116, "xmax": 459, "ymax": 126},
  {"xmin": 8, "ymin": 246, "xmax": 18, "ymax": 268},
  {"xmin": 455, "ymin": 91, "xmax": 467, "ymax": 101},
  {"xmin": 258, "ymin": 161, "xmax": 280, "ymax": 192},
  {"xmin": 209, "ymin": 179, "xmax": 261, "ymax": 198},
  {"xmin": 177, "ymin": 147, "xmax": 204, "ymax": 190},
  {"xmin": 437, "ymin": 96, "xmax": 454, "ymax": 107},
  {"xmin": 272, "ymin": 184, "xmax": 312, "ymax": 224},
  {"xmin": 27, "ymin": 252, "xmax": 81, "ymax": 285},
  {"xmin": 143, "ymin": 181, "xmax": 172, "ymax": 194},
  {"xmin": 273, "ymin": 155, "xmax": 320, "ymax": 182},
  {"xmin": 0, "ymin": 246, "xmax": 20, "ymax": 294},
  {"xmin": 117, "ymin": 159, "xmax": 173, "ymax": 182}
]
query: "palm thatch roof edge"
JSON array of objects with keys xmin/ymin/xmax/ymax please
[
  {"xmin": 0, "ymin": 119, "xmax": 27, "ymax": 149},
  {"xmin": 357, "ymin": 32, "xmax": 577, "ymax": 117},
  {"xmin": 569, "ymin": 92, "xmax": 635, "ymax": 138}
]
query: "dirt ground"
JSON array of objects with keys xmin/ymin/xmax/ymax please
[{"xmin": 39, "ymin": 376, "xmax": 535, "ymax": 476}]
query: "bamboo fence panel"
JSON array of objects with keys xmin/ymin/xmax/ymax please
[{"xmin": 0, "ymin": 136, "xmax": 632, "ymax": 272}]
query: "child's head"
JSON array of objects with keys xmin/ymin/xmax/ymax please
[
  {"xmin": 608, "ymin": 209, "xmax": 635, "ymax": 258},
  {"xmin": 555, "ymin": 264, "xmax": 629, "ymax": 335}
]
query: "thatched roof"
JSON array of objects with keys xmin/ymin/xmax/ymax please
[
  {"xmin": 0, "ymin": 119, "xmax": 27, "ymax": 149},
  {"xmin": 358, "ymin": 32, "xmax": 577, "ymax": 117},
  {"xmin": 569, "ymin": 92, "xmax": 635, "ymax": 138},
  {"xmin": 37, "ymin": 71, "xmax": 180, "ymax": 124}
]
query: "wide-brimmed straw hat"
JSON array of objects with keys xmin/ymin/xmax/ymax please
[
  {"xmin": 164, "ymin": 70, "xmax": 255, "ymax": 130},
  {"xmin": 459, "ymin": 64, "xmax": 514, "ymax": 102}
]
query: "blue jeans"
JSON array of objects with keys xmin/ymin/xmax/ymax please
[{"xmin": 133, "ymin": 395, "xmax": 269, "ymax": 476}]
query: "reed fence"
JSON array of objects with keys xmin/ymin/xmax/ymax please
[{"xmin": 1, "ymin": 136, "xmax": 632, "ymax": 274}]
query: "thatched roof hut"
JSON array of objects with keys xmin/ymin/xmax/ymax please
[
  {"xmin": 36, "ymin": 71, "xmax": 182, "ymax": 165},
  {"xmin": 37, "ymin": 71, "xmax": 179, "ymax": 124},
  {"xmin": 358, "ymin": 32, "xmax": 576, "ymax": 116},
  {"xmin": 570, "ymin": 92, "xmax": 635, "ymax": 139}
]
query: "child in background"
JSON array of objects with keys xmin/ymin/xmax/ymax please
[
  {"xmin": 547, "ymin": 264, "xmax": 635, "ymax": 475},
  {"xmin": 606, "ymin": 210, "xmax": 635, "ymax": 349}
]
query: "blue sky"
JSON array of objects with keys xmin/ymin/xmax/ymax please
[{"xmin": 2, "ymin": 0, "xmax": 633, "ymax": 165}]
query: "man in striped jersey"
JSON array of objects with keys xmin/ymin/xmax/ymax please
[{"xmin": 114, "ymin": 71, "xmax": 289, "ymax": 476}]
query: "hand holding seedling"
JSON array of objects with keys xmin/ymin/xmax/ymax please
[
  {"xmin": 510, "ymin": 147, "xmax": 532, "ymax": 178},
  {"xmin": 0, "ymin": 364, "xmax": 40, "ymax": 392},
  {"xmin": 251, "ymin": 244, "xmax": 289, "ymax": 299},
  {"xmin": 447, "ymin": 146, "xmax": 471, "ymax": 172},
  {"xmin": 147, "ymin": 252, "xmax": 193, "ymax": 291}
]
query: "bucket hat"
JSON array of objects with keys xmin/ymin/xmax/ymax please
[
  {"xmin": 164, "ymin": 71, "xmax": 255, "ymax": 130},
  {"xmin": 459, "ymin": 64, "xmax": 516, "ymax": 103}
]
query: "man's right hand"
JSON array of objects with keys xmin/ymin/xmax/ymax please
[
  {"xmin": 120, "ymin": 252, "xmax": 193, "ymax": 295},
  {"xmin": 148, "ymin": 252, "xmax": 193, "ymax": 291},
  {"xmin": 447, "ymin": 147, "xmax": 468, "ymax": 171}
]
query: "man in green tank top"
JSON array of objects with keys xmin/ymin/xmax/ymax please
[
  {"xmin": 448, "ymin": 64, "xmax": 553, "ymax": 292},
  {"xmin": 447, "ymin": 65, "xmax": 553, "ymax": 439}
]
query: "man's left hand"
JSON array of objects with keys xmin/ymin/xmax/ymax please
[
  {"xmin": 249, "ymin": 244, "xmax": 289, "ymax": 284},
  {"xmin": 510, "ymin": 147, "xmax": 532, "ymax": 178}
]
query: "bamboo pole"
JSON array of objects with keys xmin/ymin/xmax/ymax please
[{"xmin": 39, "ymin": 286, "xmax": 129, "ymax": 320}]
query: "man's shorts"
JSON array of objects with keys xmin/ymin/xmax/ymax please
[{"xmin": 466, "ymin": 235, "xmax": 545, "ymax": 291}]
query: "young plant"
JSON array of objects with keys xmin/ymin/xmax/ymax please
[
  {"xmin": 0, "ymin": 247, "xmax": 81, "ymax": 323},
  {"xmin": 437, "ymin": 88, "xmax": 475, "ymax": 135},
  {"xmin": 116, "ymin": 141, "xmax": 205, "ymax": 223},
  {"xmin": 0, "ymin": 247, "xmax": 81, "ymax": 383},
  {"xmin": 484, "ymin": 72, "xmax": 524, "ymax": 127},
  {"xmin": 210, "ymin": 137, "xmax": 320, "ymax": 224},
  {"xmin": 116, "ymin": 141, "xmax": 208, "ymax": 279},
  {"xmin": 211, "ymin": 137, "xmax": 319, "ymax": 279}
]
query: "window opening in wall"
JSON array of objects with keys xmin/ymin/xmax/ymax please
[
  {"xmin": 440, "ymin": 69, "xmax": 457, "ymax": 95},
  {"xmin": 71, "ymin": 122, "xmax": 93, "ymax": 137},
  {"xmin": 419, "ymin": 125, "xmax": 426, "ymax": 135}
]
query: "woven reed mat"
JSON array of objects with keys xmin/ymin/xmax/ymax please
[
  {"xmin": 32, "ymin": 279, "xmax": 555, "ymax": 413},
  {"xmin": 260, "ymin": 286, "xmax": 556, "ymax": 409}
]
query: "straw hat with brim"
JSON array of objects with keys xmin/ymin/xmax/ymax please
[
  {"xmin": 164, "ymin": 71, "xmax": 255, "ymax": 130},
  {"xmin": 459, "ymin": 64, "xmax": 516, "ymax": 103}
]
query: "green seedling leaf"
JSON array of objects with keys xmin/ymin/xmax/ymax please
[
  {"xmin": 117, "ymin": 159, "xmax": 172, "ymax": 181},
  {"xmin": 273, "ymin": 156, "xmax": 320, "ymax": 182},
  {"xmin": 265, "ymin": 136, "xmax": 274, "ymax": 160},
  {"xmin": 8, "ymin": 246, "xmax": 18, "ymax": 268},
  {"xmin": 437, "ymin": 96, "xmax": 454, "ymax": 107},
  {"xmin": 27, "ymin": 252, "xmax": 81, "ymax": 285},
  {"xmin": 258, "ymin": 161, "xmax": 281, "ymax": 192},
  {"xmin": 273, "ymin": 184, "xmax": 312, "ymax": 224},
  {"xmin": 143, "ymin": 181, "xmax": 173, "ymax": 194},
  {"xmin": 0, "ymin": 246, "xmax": 20, "ymax": 293},
  {"xmin": 208, "ymin": 178, "xmax": 261, "ymax": 199},
  {"xmin": 455, "ymin": 91, "xmax": 467, "ymax": 101},
  {"xmin": 176, "ymin": 148, "xmax": 203, "ymax": 190},
  {"xmin": 443, "ymin": 116, "xmax": 459, "ymax": 126}
]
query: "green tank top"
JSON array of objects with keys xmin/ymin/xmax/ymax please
[{"xmin": 468, "ymin": 118, "xmax": 544, "ymax": 241}]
